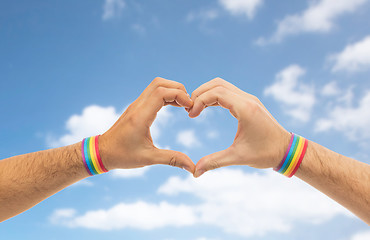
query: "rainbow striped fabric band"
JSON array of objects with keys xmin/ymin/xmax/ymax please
[
  {"xmin": 274, "ymin": 133, "xmax": 308, "ymax": 178},
  {"xmin": 81, "ymin": 135, "xmax": 108, "ymax": 176}
]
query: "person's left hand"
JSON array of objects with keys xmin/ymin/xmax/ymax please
[
  {"xmin": 188, "ymin": 78, "xmax": 291, "ymax": 177},
  {"xmin": 99, "ymin": 77, "xmax": 196, "ymax": 174}
]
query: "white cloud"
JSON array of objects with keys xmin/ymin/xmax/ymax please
[
  {"xmin": 321, "ymin": 81, "xmax": 341, "ymax": 97},
  {"xmin": 329, "ymin": 35, "xmax": 370, "ymax": 73},
  {"xmin": 176, "ymin": 129, "xmax": 201, "ymax": 148},
  {"xmin": 110, "ymin": 167, "xmax": 150, "ymax": 179},
  {"xmin": 350, "ymin": 231, "xmax": 370, "ymax": 240},
  {"xmin": 264, "ymin": 65, "xmax": 315, "ymax": 122},
  {"xmin": 159, "ymin": 169, "xmax": 351, "ymax": 237},
  {"xmin": 256, "ymin": 0, "xmax": 368, "ymax": 45},
  {"xmin": 151, "ymin": 107, "xmax": 173, "ymax": 143},
  {"xmin": 49, "ymin": 104, "xmax": 172, "ymax": 148},
  {"xmin": 219, "ymin": 0, "xmax": 264, "ymax": 19},
  {"xmin": 315, "ymin": 91, "xmax": 370, "ymax": 140},
  {"xmin": 48, "ymin": 105, "xmax": 121, "ymax": 148},
  {"xmin": 51, "ymin": 169, "xmax": 351, "ymax": 236},
  {"xmin": 102, "ymin": 0, "xmax": 125, "ymax": 21},
  {"xmin": 50, "ymin": 208, "xmax": 77, "ymax": 225},
  {"xmin": 50, "ymin": 201, "xmax": 197, "ymax": 230}
]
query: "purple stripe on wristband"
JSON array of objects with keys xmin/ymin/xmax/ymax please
[{"xmin": 274, "ymin": 133, "xmax": 294, "ymax": 171}]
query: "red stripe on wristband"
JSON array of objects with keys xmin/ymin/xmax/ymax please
[
  {"xmin": 95, "ymin": 135, "xmax": 108, "ymax": 172},
  {"xmin": 287, "ymin": 138, "xmax": 308, "ymax": 178}
]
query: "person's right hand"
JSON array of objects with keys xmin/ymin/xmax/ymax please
[
  {"xmin": 188, "ymin": 78, "xmax": 291, "ymax": 177},
  {"xmin": 99, "ymin": 77, "xmax": 195, "ymax": 174}
]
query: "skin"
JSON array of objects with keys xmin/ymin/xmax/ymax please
[
  {"xmin": 188, "ymin": 77, "xmax": 370, "ymax": 224},
  {"xmin": 0, "ymin": 77, "xmax": 195, "ymax": 222},
  {"xmin": 1, "ymin": 77, "xmax": 369, "ymax": 225}
]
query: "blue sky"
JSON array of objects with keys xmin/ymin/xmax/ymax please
[{"xmin": 1, "ymin": 0, "xmax": 370, "ymax": 239}]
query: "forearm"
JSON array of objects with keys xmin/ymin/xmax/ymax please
[
  {"xmin": 0, "ymin": 142, "xmax": 89, "ymax": 222},
  {"xmin": 295, "ymin": 140, "xmax": 370, "ymax": 223}
]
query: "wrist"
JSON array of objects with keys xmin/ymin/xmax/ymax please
[
  {"xmin": 272, "ymin": 131, "xmax": 292, "ymax": 169},
  {"xmin": 98, "ymin": 133, "xmax": 116, "ymax": 171},
  {"xmin": 273, "ymin": 133, "xmax": 308, "ymax": 177},
  {"xmin": 80, "ymin": 135, "xmax": 110, "ymax": 175}
]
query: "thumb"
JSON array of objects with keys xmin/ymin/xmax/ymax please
[
  {"xmin": 149, "ymin": 148, "xmax": 195, "ymax": 174},
  {"xmin": 194, "ymin": 148, "xmax": 236, "ymax": 178}
]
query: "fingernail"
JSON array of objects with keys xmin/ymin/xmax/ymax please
[{"xmin": 194, "ymin": 169, "xmax": 206, "ymax": 178}]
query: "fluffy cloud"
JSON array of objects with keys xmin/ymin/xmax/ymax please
[
  {"xmin": 321, "ymin": 81, "xmax": 341, "ymax": 97},
  {"xmin": 51, "ymin": 169, "xmax": 351, "ymax": 236},
  {"xmin": 219, "ymin": 0, "xmax": 264, "ymax": 19},
  {"xmin": 150, "ymin": 107, "xmax": 173, "ymax": 142},
  {"xmin": 50, "ymin": 201, "xmax": 197, "ymax": 230},
  {"xmin": 48, "ymin": 105, "xmax": 121, "ymax": 148},
  {"xmin": 350, "ymin": 231, "xmax": 370, "ymax": 240},
  {"xmin": 48, "ymin": 105, "xmax": 172, "ymax": 148},
  {"xmin": 315, "ymin": 91, "xmax": 370, "ymax": 140},
  {"xmin": 264, "ymin": 65, "xmax": 315, "ymax": 122},
  {"xmin": 102, "ymin": 0, "xmax": 125, "ymax": 21},
  {"xmin": 47, "ymin": 105, "xmax": 173, "ymax": 178},
  {"xmin": 50, "ymin": 208, "xmax": 77, "ymax": 225},
  {"xmin": 256, "ymin": 0, "xmax": 368, "ymax": 45},
  {"xmin": 176, "ymin": 129, "xmax": 201, "ymax": 148},
  {"xmin": 110, "ymin": 167, "xmax": 150, "ymax": 179},
  {"xmin": 329, "ymin": 35, "xmax": 370, "ymax": 73},
  {"xmin": 158, "ymin": 169, "xmax": 351, "ymax": 237}
]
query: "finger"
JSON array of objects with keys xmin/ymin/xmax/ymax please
[
  {"xmin": 154, "ymin": 87, "xmax": 193, "ymax": 108},
  {"xmin": 142, "ymin": 87, "xmax": 193, "ymax": 125},
  {"xmin": 194, "ymin": 148, "xmax": 237, "ymax": 177},
  {"xmin": 188, "ymin": 86, "xmax": 242, "ymax": 119},
  {"xmin": 191, "ymin": 78, "xmax": 279, "ymax": 124},
  {"xmin": 164, "ymin": 101, "xmax": 182, "ymax": 107},
  {"xmin": 191, "ymin": 77, "xmax": 244, "ymax": 102},
  {"xmin": 146, "ymin": 77, "xmax": 188, "ymax": 96},
  {"xmin": 148, "ymin": 148, "xmax": 195, "ymax": 174}
]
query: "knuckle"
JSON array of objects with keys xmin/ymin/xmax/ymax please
[
  {"xmin": 152, "ymin": 77, "xmax": 164, "ymax": 87},
  {"xmin": 126, "ymin": 113, "xmax": 141, "ymax": 127},
  {"xmin": 153, "ymin": 77, "xmax": 163, "ymax": 83},
  {"xmin": 245, "ymin": 100, "xmax": 261, "ymax": 115},
  {"xmin": 191, "ymin": 91, "xmax": 198, "ymax": 99},
  {"xmin": 208, "ymin": 159, "xmax": 220, "ymax": 170},
  {"xmin": 168, "ymin": 152, "xmax": 180, "ymax": 167},
  {"xmin": 250, "ymin": 94, "xmax": 260, "ymax": 103},
  {"xmin": 177, "ymin": 83, "xmax": 186, "ymax": 91},
  {"xmin": 213, "ymin": 85, "xmax": 226, "ymax": 95},
  {"xmin": 154, "ymin": 86, "xmax": 166, "ymax": 96},
  {"xmin": 213, "ymin": 77, "xmax": 225, "ymax": 85}
]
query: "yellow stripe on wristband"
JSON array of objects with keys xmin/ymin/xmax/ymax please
[
  {"xmin": 89, "ymin": 136, "xmax": 104, "ymax": 174},
  {"xmin": 284, "ymin": 136, "xmax": 304, "ymax": 176}
]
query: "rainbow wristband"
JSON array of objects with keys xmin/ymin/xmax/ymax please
[
  {"xmin": 274, "ymin": 133, "xmax": 308, "ymax": 178},
  {"xmin": 81, "ymin": 135, "xmax": 108, "ymax": 176}
]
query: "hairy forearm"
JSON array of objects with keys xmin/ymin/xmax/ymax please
[
  {"xmin": 295, "ymin": 140, "xmax": 370, "ymax": 223},
  {"xmin": 0, "ymin": 142, "xmax": 89, "ymax": 222}
]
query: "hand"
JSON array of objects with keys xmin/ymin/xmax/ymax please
[
  {"xmin": 99, "ymin": 77, "xmax": 195, "ymax": 174},
  {"xmin": 188, "ymin": 78, "xmax": 291, "ymax": 177}
]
